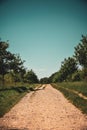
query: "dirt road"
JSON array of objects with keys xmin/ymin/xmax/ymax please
[{"xmin": 0, "ymin": 84, "xmax": 87, "ymax": 130}]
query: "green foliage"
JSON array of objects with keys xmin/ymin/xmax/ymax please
[
  {"xmin": 1, "ymin": 35, "xmax": 87, "ymax": 85},
  {"xmin": 49, "ymin": 35, "xmax": 87, "ymax": 82},
  {"xmin": 49, "ymin": 72, "xmax": 61, "ymax": 83},
  {"xmin": 10, "ymin": 54, "xmax": 26, "ymax": 84},
  {"xmin": 0, "ymin": 39, "xmax": 39, "ymax": 85},
  {"xmin": 10, "ymin": 54, "xmax": 25, "ymax": 73},
  {"xmin": 71, "ymin": 71, "xmax": 81, "ymax": 81},
  {"xmin": 0, "ymin": 41, "xmax": 14, "ymax": 85},
  {"xmin": 74, "ymin": 35, "xmax": 87, "ymax": 68},
  {"xmin": 60, "ymin": 57, "xmax": 77, "ymax": 81},
  {"xmin": 4, "ymin": 73, "xmax": 14, "ymax": 84},
  {"xmin": 0, "ymin": 41, "xmax": 9, "ymax": 50},
  {"xmin": 71, "ymin": 68, "xmax": 87, "ymax": 82},
  {"xmin": 49, "ymin": 57, "xmax": 77, "ymax": 82},
  {"xmin": 0, "ymin": 41, "xmax": 27, "ymax": 86},
  {"xmin": 49, "ymin": 72, "xmax": 56, "ymax": 83},
  {"xmin": 0, "ymin": 87, "xmax": 26, "ymax": 117},
  {"xmin": 24, "ymin": 69, "xmax": 39, "ymax": 83},
  {"xmin": 40, "ymin": 77, "xmax": 50, "ymax": 84}
]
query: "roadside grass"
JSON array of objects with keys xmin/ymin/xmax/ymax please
[
  {"xmin": 51, "ymin": 83, "xmax": 87, "ymax": 114},
  {"xmin": 0, "ymin": 83, "xmax": 40, "ymax": 117},
  {"xmin": 56, "ymin": 82, "xmax": 87, "ymax": 97}
]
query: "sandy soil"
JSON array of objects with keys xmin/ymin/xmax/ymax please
[{"xmin": 0, "ymin": 84, "xmax": 87, "ymax": 130}]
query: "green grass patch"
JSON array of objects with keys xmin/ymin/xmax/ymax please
[
  {"xmin": 51, "ymin": 83, "xmax": 87, "ymax": 114},
  {"xmin": 0, "ymin": 87, "xmax": 26, "ymax": 117},
  {"xmin": 0, "ymin": 83, "xmax": 39, "ymax": 117},
  {"xmin": 56, "ymin": 82, "xmax": 87, "ymax": 97}
]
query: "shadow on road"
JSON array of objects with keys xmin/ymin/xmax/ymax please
[{"xmin": 0, "ymin": 126, "xmax": 28, "ymax": 130}]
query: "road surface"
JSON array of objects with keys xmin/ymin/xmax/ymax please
[{"xmin": 0, "ymin": 84, "xmax": 87, "ymax": 130}]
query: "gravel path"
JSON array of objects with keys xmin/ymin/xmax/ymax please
[{"xmin": 0, "ymin": 84, "xmax": 87, "ymax": 130}]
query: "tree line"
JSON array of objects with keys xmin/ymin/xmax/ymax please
[
  {"xmin": 0, "ymin": 40, "xmax": 39, "ymax": 86},
  {"xmin": 40, "ymin": 35, "xmax": 87, "ymax": 83},
  {"xmin": 0, "ymin": 35, "xmax": 87, "ymax": 85}
]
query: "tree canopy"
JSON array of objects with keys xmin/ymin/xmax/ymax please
[
  {"xmin": 74, "ymin": 35, "xmax": 87, "ymax": 68},
  {"xmin": 0, "ymin": 41, "xmax": 14, "ymax": 85},
  {"xmin": 24, "ymin": 70, "xmax": 39, "ymax": 83},
  {"xmin": 49, "ymin": 35, "xmax": 87, "ymax": 82},
  {"xmin": 1, "ymin": 35, "xmax": 87, "ymax": 84},
  {"xmin": 0, "ymin": 40, "xmax": 39, "ymax": 85}
]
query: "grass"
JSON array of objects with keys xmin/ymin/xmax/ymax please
[
  {"xmin": 56, "ymin": 82, "xmax": 87, "ymax": 97},
  {"xmin": 51, "ymin": 82, "xmax": 87, "ymax": 114},
  {"xmin": 0, "ymin": 83, "xmax": 40, "ymax": 117}
]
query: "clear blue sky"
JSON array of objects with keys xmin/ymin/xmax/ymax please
[{"xmin": 0, "ymin": 0, "xmax": 87, "ymax": 79}]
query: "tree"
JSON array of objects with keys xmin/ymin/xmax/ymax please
[
  {"xmin": 10, "ymin": 54, "xmax": 25, "ymax": 84},
  {"xmin": 74, "ymin": 35, "xmax": 87, "ymax": 68},
  {"xmin": 49, "ymin": 72, "xmax": 60, "ymax": 83},
  {"xmin": 48, "ymin": 57, "xmax": 77, "ymax": 83},
  {"xmin": 0, "ymin": 41, "xmax": 14, "ymax": 86},
  {"xmin": 58, "ymin": 57, "xmax": 77, "ymax": 82},
  {"xmin": 74, "ymin": 35, "xmax": 87, "ymax": 79},
  {"xmin": 24, "ymin": 70, "xmax": 39, "ymax": 83},
  {"xmin": 40, "ymin": 77, "xmax": 50, "ymax": 84}
]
